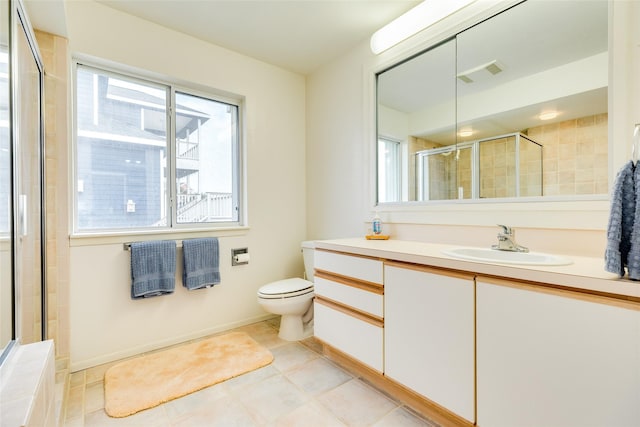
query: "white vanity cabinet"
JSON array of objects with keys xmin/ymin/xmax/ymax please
[
  {"xmin": 313, "ymin": 250, "xmax": 384, "ymax": 372},
  {"xmin": 476, "ymin": 276, "xmax": 640, "ymax": 427},
  {"xmin": 384, "ymin": 262, "xmax": 476, "ymax": 423}
]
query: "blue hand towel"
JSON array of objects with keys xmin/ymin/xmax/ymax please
[
  {"xmin": 130, "ymin": 240, "xmax": 176, "ymax": 299},
  {"xmin": 182, "ymin": 238, "xmax": 220, "ymax": 290},
  {"xmin": 605, "ymin": 161, "xmax": 636, "ymax": 277},
  {"xmin": 628, "ymin": 165, "xmax": 640, "ymax": 279}
]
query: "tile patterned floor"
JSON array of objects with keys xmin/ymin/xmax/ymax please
[{"xmin": 61, "ymin": 319, "xmax": 439, "ymax": 427}]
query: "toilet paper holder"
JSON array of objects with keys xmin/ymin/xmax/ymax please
[{"xmin": 231, "ymin": 248, "xmax": 249, "ymax": 266}]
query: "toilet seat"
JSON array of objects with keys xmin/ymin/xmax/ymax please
[{"xmin": 258, "ymin": 278, "xmax": 314, "ymax": 299}]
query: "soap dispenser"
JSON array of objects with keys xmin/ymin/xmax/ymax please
[{"xmin": 372, "ymin": 211, "xmax": 382, "ymax": 235}]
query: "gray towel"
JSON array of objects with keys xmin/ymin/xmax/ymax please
[
  {"xmin": 605, "ymin": 161, "xmax": 636, "ymax": 277},
  {"xmin": 628, "ymin": 165, "xmax": 640, "ymax": 279},
  {"xmin": 182, "ymin": 238, "xmax": 220, "ymax": 290},
  {"xmin": 130, "ymin": 240, "xmax": 176, "ymax": 299}
]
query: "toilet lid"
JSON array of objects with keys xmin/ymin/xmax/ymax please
[{"xmin": 258, "ymin": 278, "xmax": 313, "ymax": 298}]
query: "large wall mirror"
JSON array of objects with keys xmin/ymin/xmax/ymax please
[{"xmin": 376, "ymin": 0, "xmax": 608, "ymax": 204}]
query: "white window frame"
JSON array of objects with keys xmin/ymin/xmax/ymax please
[{"xmin": 71, "ymin": 59, "xmax": 245, "ymax": 235}]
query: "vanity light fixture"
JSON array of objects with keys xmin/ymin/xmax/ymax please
[
  {"xmin": 370, "ymin": 0, "xmax": 478, "ymax": 55},
  {"xmin": 538, "ymin": 111, "xmax": 559, "ymax": 121}
]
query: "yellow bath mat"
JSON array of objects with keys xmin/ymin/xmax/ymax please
[{"xmin": 104, "ymin": 331, "xmax": 273, "ymax": 417}]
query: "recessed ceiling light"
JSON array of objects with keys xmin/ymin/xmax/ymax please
[
  {"xmin": 539, "ymin": 111, "xmax": 558, "ymax": 121},
  {"xmin": 458, "ymin": 129, "xmax": 473, "ymax": 137}
]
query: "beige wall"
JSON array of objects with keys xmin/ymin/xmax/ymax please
[
  {"xmin": 305, "ymin": 40, "xmax": 370, "ymax": 240},
  {"xmin": 64, "ymin": 1, "xmax": 307, "ymax": 370}
]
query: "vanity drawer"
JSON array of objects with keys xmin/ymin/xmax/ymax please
[
  {"xmin": 314, "ymin": 301, "xmax": 384, "ymax": 372},
  {"xmin": 314, "ymin": 250, "xmax": 383, "ymax": 284},
  {"xmin": 314, "ymin": 275, "xmax": 383, "ymax": 317}
]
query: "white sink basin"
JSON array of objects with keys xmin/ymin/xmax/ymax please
[{"xmin": 442, "ymin": 247, "xmax": 573, "ymax": 266}]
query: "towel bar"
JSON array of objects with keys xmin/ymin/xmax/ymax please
[{"xmin": 123, "ymin": 241, "xmax": 183, "ymax": 250}]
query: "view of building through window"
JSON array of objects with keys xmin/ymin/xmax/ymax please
[
  {"xmin": 174, "ymin": 92, "xmax": 237, "ymax": 225},
  {"xmin": 75, "ymin": 64, "xmax": 239, "ymax": 232}
]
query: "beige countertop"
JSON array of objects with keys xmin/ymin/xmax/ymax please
[{"xmin": 314, "ymin": 238, "xmax": 640, "ymax": 300}]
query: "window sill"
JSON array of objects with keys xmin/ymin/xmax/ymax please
[{"xmin": 69, "ymin": 226, "xmax": 250, "ymax": 247}]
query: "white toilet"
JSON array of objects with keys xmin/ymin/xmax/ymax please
[{"xmin": 257, "ymin": 241, "xmax": 315, "ymax": 341}]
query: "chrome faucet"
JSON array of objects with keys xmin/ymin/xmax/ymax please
[{"xmin": 491, "ymin": 224, "xmax": 529, "ymax": 252}]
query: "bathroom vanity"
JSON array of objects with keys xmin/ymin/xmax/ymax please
[
  {"xmin": 312, "ymin": 238, "xmax": 640, "ymax": 427},
  {"xmin": 314, "ymin": 250, "xmax": 384, "ymax": 372}
]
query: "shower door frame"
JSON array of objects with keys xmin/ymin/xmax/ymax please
[
  {"xmin": 9, "ymin": 0, "xmax": 45, "ymax": 350},
  {"xmin": 416, "ymin": 140, "xmax": 477, "ymax": 201}
]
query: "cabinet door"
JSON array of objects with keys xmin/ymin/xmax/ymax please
[
  {"xmin": 385, "ymin": 264, "xmax": 475, "ymax": 423},
  {"xmin": 477, "ymin": 277, "xmax": 640, "ymax": 427}
]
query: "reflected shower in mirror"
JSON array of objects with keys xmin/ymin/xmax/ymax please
[
  {"xmin": 415, "ymin": 133, "xmax": 542, "ymax": 201},
  {"xmin": 376, "ymin": 0, "xmax": 608, "ymax": 204}
]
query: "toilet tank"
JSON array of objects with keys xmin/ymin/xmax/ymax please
[{"xmin": 301, "ymin": 241, "xmax": 315, "ymax": 281}]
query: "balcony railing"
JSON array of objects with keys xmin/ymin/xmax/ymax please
[
  {"xmin": 176, "ymin": 192, "xmax": 233, "ymax": 223},
  {"xmin": 177, "ymin": 139, "xmax": 199, "ymax": 160}
]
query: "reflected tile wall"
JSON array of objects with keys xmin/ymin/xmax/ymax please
[{"xmin": 528, "ymin": 113, "xmax": 608, "ymax": 196}]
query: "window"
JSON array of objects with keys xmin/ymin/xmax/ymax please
[
  {"xmin": 377, "ymin": 137, "xmax": 401, "ymax": 203},
  {"xmin": 74, "ymin": 63, "xmax": 241, "ymax": 232}
]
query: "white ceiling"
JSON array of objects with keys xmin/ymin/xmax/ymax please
[{"xmin": 25, "ymin": 0, "xmax": 421, "ymax": 75}]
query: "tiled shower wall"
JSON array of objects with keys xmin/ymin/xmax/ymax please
[
  {"xmin": 411, "ymin": 112, "xmax": 607, "ymax": 200},
  {"xmin": 478, "ymin": 136, "xmax": 517, "ymax": 198},
  {"xmin": 478, "ymin": 135, "xmax": 542, "ymax": 199},
  {"xmin": 35, "ymin": 29, "xmax": 71, "ymax": 380},
  {"xmin": 444, "ymin": 112, "xmax": 607, "ymax": 199},
  {"xmin": 528, "ymin": 113, "xmax": 608, "ymax": 196}
]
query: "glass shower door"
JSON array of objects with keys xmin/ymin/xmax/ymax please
[
  {"xmin": 417, "ymin": 145, "xmax": 474, "ymax": 201},
  {"xmin": 418, "ymin": 149, "xmax": 456, "ymax": 201},
  {"xmin": 0, "ymin": 0, "xmax": 11, "ymax": 358},
  {"xmin": 13, "ymin": 2, "xmax": 44, "ymax": 344}
]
